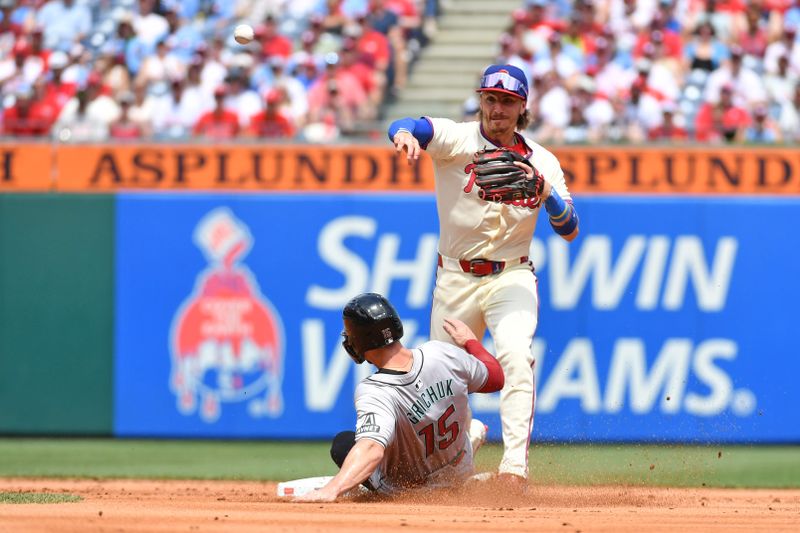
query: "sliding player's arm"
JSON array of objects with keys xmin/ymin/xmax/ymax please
[{"xmin": 294, "ymin": 438, "xmax": 384, "ymax": 502}]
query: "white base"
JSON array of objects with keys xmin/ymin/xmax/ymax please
[{"xmin": 276, "ymin": 476, "xmax": 334, "ymax": 497}]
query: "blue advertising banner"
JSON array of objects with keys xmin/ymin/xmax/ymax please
[{"xmin": 114, "ymin": 194, "xmax": 800, "ymax": 442}]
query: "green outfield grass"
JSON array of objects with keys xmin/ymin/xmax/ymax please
[{"xmin": 0, "ymin": 439, "xmax": 798, "ymax": 488}]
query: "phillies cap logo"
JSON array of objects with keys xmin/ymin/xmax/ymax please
[{"xmin": 169, "ymin": 208, "xmax": 285, "ymax": 422}]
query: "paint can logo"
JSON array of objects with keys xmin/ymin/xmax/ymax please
[{"xmin": 170, "ymin": 208, "xmax": 284, "ymax": 422}]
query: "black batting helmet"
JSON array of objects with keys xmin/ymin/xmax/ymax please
[{"xmin": 341, "ymin": 293, "xmax": 404, "ymax": 364}]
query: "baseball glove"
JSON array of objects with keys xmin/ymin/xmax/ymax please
[{"xmin": 472, "ymin": 148, "xmax": 544, "ymax": 205}]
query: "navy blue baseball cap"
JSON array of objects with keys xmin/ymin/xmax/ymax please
[{"xmin": 476, "ymin": 64, "xmax": 528, "ymax": 101}]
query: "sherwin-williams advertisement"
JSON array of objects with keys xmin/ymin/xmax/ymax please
[{"xmin": 113, "ymin": 194, "xmax": 800, "ymax": 442}]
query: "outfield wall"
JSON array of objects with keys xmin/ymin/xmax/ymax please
[
  {"xmin": 0, "ymin": 194, "xmax": 115, "ymax": 434},
  {"xmin": 1, "ymin": 144, "xmax": 799, "ymax": 442}
]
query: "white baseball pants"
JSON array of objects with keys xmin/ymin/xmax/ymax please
[{"xmin": 430, "ymin": 258, "xmax": 538, "ymax": 479}]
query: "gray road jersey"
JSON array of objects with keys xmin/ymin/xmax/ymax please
[{"xmin": 353, "ymin": 340, "xmax": 489, "ymax": 494}]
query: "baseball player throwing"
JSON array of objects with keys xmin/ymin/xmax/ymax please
[
  {"xmin": 386, "ymin": 64, "xmax": 580, "ymax": 491},
  {"xmin": 295, "ymin": 292, "xmax": 504, "ymax": 502}
]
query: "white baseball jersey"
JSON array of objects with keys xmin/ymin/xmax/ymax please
[
  {"xmin": 425, "ymin": 118, "xmax": 571, "ymax": 260},
  {"xmin": 354, "ymin": 340, "xmax": 489, "ymax": 495},
  {"xmin": 422, "ymin": 118, "xmax": 574, "ymax": 479}
]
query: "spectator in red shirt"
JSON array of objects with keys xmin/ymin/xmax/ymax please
[
  {"xmin": 355, "ymin": 13, "xmax": 391, "ymax": 73},
  {"xmin": 2, "ymin": 88, "xmax": 51, "ymax": 137},
  {"xmin": 634, "ymin": 13, "xmax": 682, "ymax": 59},
  {"xmin": 339, "ymin": 39, "xmax": 380, "ymax": 117},
  {"xmin": 257, "ymin": 15, "xmax": 292, "ymax": 59},
  {"xmin": 193, "ymin": 86, "xmax": 240, "ymax": 140},
  {"xmin": 29, "ymin": 27, "xmax": 50, "ymax": 66},
  {"xmin": 29, "ymin": 77, "xmax": 60, "ymax": 131},
  {"xmin": 648, "ymin": 102, "xmax": 689, "ymax": 141},
  {"xmin": 309, "ymin": 79, "xmax": 356, "ymax": 134},
  {"xmin": 247, "ymin": 89, "xmax": 295, "ymax": 138},
  {"xmin": 307, "ymin": 53, "xmax": 368, "ymax": 125},
  {"xmin": 737, "ymin": 4, "xmax": 769, "ymax": 58},
  {"xmin": 695, "ymin": 84, "xmax": 751, "ymax": 142},
  {"xmin": 41, "ymin": 51, "xmax": 76, "ymax": 116},
  {"xmin": 526, "ymin": 0, "xmax": 562, "ymax": 33},
  {"xmin": 109, "ymin": 91, "xmax": 144, "ymax": 139}
]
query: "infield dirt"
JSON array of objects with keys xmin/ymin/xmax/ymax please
[{"xmin": 0, "ymin": 478, "xmax": 797, "ymax": 532}]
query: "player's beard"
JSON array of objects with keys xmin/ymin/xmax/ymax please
[{"xmin": 484, "ymin": 114, "xmax": 516, "ymax": 138}]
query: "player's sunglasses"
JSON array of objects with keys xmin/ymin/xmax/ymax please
[{"xmin": 479, "ymin": 72, "xmax": 528, "ymax": 99}]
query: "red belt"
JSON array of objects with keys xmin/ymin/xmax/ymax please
[{"xmin": 437, "ymin": 254, "xmax": 529, "ymax": 277}]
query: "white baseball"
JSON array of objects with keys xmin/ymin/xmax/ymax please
[{"xmin": 233, "ymin": 24, "xmax": 254, "ymax": 45}]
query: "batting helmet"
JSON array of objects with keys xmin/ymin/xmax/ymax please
[{"xmin": 341, "ymin": 293, "xmax": 404, "ymax": 364}]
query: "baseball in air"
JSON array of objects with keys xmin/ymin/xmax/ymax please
[{"xmin": 233, "ymin": 24, "xmax": 254, "ymax": 44}]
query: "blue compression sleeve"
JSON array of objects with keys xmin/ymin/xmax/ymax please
[
  {"xmin": 544, "ymin": 189, "xmax": 567, "ymax": 219},
  {"xmin": 387, "ymin": 117, "xmax": 434, "ymax": 147},
  {"xmin": 551, "ymin": 207, "xmax": 579, "ymax": 235},
  {"xmin": 545, "ymin": 189, "xmax": 579, "ymax": 236}
]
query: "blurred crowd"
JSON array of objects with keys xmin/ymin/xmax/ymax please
[
  {"xmin": 0, "ymin": 0, "xmax": 437, "ymax": 142},
  {"xmin": 3, "ymin": 1, "xmax": 800, "ymax": 145},
  {"xmin": 484, "ymin": 0, "xmax": 800, "ymax": 144}
]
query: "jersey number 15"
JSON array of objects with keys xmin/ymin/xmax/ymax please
[{"xmin": 417, "ymin": 403, "xmax": 459, "ymax": 458}]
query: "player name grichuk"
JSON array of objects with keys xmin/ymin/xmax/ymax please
[{"xmin": 405, "ymin": 379, "xmax": 455, "ymax": 424}]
